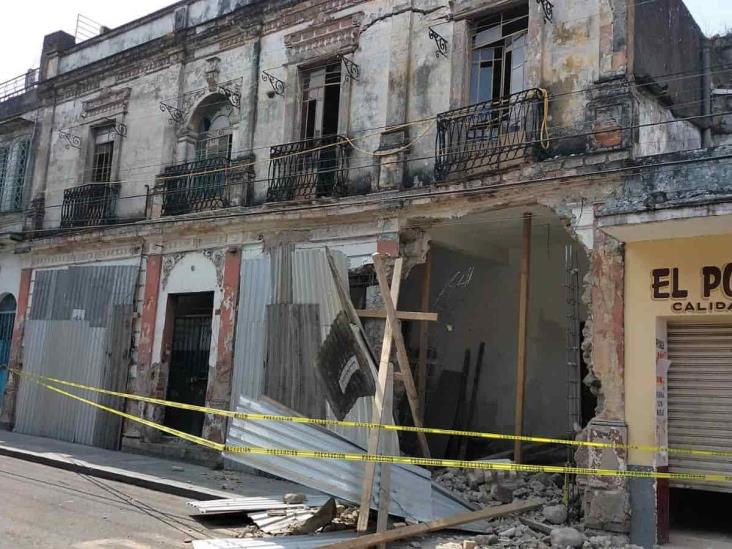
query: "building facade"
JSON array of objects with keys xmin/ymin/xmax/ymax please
[{"xmin": 0, "ymin": 0, "xmax": 729, "ymax": 546}]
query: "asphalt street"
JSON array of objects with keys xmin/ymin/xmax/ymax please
[{"xmin": 0, "ymin": 455, "xmax": 238, "ymax": 548}]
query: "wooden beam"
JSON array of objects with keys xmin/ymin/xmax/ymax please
[
  {"xmin": 373, "ymin": 254, "xmax": 431, "ymax": 458},
  {"xmin": 357, "ymin": 259, "xmax": 403, "ymax": 533},
  {"xmin": 356, "ymin": 309, "xmax": 438, "ymax": 322},
  {"xmin": 319, "ymin": 500, "xmax": 541, "ymax": 549},
  {"xmin": 417, "ymin": 250, "xmax": 432, "ymax": 415},
  {"xmin": 375, "ymin": 363, "xmax": 394, "ymax": 548},
  {"xmin": 513, "ymin": 212, "xmax": 532, "ymax": 464}
]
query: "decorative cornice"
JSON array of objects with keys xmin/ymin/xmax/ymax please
[{"xmin": 81, "ymin": 87, "xmax": 131, "ymax": 120}]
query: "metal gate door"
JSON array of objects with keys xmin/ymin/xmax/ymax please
[
  {"xmin": 164, "ymin": 314, "xmax": 212, "ymax": 436},
  {"xmin": 0, "ymin": 296, "xmax": 16, "ymax": 409},
  {"xmin": 667, "ymin": 322, "xmax": 732, "ymax": 492}
]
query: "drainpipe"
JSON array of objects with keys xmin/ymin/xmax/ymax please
[{"xmin": 703, "ymin": 43, "xmax": 713, "ymax": 148}]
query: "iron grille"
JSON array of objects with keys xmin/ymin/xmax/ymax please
[
  {"xmin": 434, "ymin": 88, "xmax": 545, "ymax": 181},
  {"xmin": 267, "ymin": 135, "xmax": 350, "ymax": 202},
  {"xmin": 60, "ymin": 182, "xmax": 120, "ymax": 228},
  {"xmin": 0, "ymin": 69, "xmax": 38, "ymax": 103},
  {"xmin": 159, "ymin": 156, "xmax": 230, "ymax": 216}
]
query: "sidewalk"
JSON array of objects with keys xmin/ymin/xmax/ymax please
[{"xmin": 0, "ymin": 430, "xmax": 304, "ymax": 500}]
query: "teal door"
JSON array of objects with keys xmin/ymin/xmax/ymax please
[{"xmin": 0, "ymin": 294, "xmax": 16, "ymax": 409}]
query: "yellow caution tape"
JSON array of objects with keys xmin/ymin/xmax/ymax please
[
  {"xmin": 7, "ymin": 366, "xmax": 732, "ymax": 460},
  {"xmin": 23, "ymin": 374, "xmax": 732, "ymax": 484}
]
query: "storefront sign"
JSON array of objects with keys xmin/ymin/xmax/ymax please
[
  {"xmin": 651, "ymin": 264, "xmax": 732, "ymax": 312},
  {"xmin": 655, "ymin": 338, "xmax": 669, "ymax": 467}
]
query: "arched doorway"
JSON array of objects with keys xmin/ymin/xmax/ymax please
[{"xmin": 0, "ymin": 294, "xmax": 16, "ymax": 408}]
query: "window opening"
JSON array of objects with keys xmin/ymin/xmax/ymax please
[
  {"xmin": 0, "ymin": 139, "xmax": 29, "ymax": 212},
  {"xmin": 470, "ymin": 5, "xmax": 529, "ymax": 104},
  {"xmin": 195, "ymin": 112, "xmax": 232, "ymax": 162},
  {"xmin": 92, "ymin": 128, "xmax": 114, "ymax": 182},
  {"xmin": 300, "ymin": 62, "xmax": 342, "ymax": 139}
]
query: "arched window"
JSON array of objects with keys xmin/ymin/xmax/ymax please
[
  {"xmin": 192, "ymin": 96, "xmax": 233, "ymax": 162},
  {"xmin": 0, "ymin": 294, "xmax": 16, "ymax": 312}
]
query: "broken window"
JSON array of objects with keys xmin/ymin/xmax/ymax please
[
  {"xmin": 91, "ymin": 127, "xmax": 114, "ymax": 182},
  {"xmin": 300, "ymin": 62, "xmax": 342, "ymax": 139},
  {"xmin": 470, "ymin": 5, "xmax": 528, "ymax": 104},
  {"xmin": 0, "ymin": 138, "xmax": 29, "ymax": 212}
]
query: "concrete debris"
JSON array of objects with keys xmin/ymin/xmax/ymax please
[
  {"xmin": 550, "ymin": 527, "xmax": 585, "ymax": 547},
  {"xmin": 283, "ymin": 493, "xmax": 307, "ymax": 505},
  {"xmin": 290, "ymin": 498, "xmax": 337, "ymax": 535},
  {"xmin": 542, "ymin": 504, "xmax": 568, "ymax": 525}
]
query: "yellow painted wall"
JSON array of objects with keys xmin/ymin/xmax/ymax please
[{"xmin": 625, "ymin": 234, "xmax": 732, "ymax": 466}]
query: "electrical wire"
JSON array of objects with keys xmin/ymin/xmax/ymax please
[{"xmin": 34, "ymin": 99, "xmax": 732, "ymax": 214}]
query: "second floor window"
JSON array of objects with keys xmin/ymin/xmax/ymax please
[
  {"xmin": 300, "ymin": 62, "xmax": 342, "ymax": 139},
  {"xmin": 195, "ymin": 110, "xmax": 232, "ymax": 161},
  {"xmin": 0, "ymin": 138, "xmax": 29, "ymax": 212},
  {"xmin": 471, "ymin": 5, "xmax": 528, "ymax": 104},
  {"xmin": 92, "ymin": 127, "xmax": 114, "ymax": 182}
]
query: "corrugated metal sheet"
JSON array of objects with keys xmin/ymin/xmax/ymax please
[
  {"xmin": 231, "ymin": 254, "xmax": 271, "ymax": 402},
  {"xmin": 230, "ymin": 247, "xmax": 376, "ymax": 448},
  {"xmin": 667, "ymin": 322, "xmax": 732, "ymax": 492},
  {"xmin": 249, "ymin": 509, "xmax": 317, "ymax": 534},
  {"xmin": 192, "ymin": 532, "xmax": 357, "ymax": 549},
  {"xmin": 226, "ymin": 396, "xmax": 431, "ymax": 522},
  {"xmin": 225, "ymin": 396, "xmax": 493, "ymax": 533},
  {"xmin": 187, "ymin": 496, "xmax": 331, "ymax": 515},
  {"xmin": 14, "ymin": 265, "xmax": 137, "ymax": 449}
]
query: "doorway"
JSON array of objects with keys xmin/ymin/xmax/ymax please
[
  {"xmin": 0, "ymin": 294, "xmax": 16, "ymax": 409},
  {"xmin": 163, "ymin": 292, "xmax": 214, "ymax": 437}
]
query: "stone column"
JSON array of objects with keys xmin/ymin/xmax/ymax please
[
  {"xmin": 127, "ymin": 254, "xmax": 162, "ymax": 440},
  {"xmin": 577, "ymin": 229, "xmax": 630, "ymax": 533},
  {"xmin": 203, "ymin": 247, "xmax": 241, "ymax": 444},
  {"xmin": 0, "ymin": 269, "xmax": 33, "ymax": 430}
]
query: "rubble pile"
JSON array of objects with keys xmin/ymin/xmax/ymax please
[
  {"xmin": 431, "ymin": 466, "xmax": 643, "ymax": 548},
  {"xmin": 434, "ymin": 465, "xmax": 565, "ymax": 507}
]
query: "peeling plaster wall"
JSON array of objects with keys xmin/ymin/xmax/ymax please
[{"xmin": 635, "ymin": 89, "xmax": 701, "ymax": 158}]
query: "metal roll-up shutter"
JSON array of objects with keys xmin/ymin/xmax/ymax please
[{"xmin": 667, "ymin": 322, "xmax": 732, "ymax": 492}]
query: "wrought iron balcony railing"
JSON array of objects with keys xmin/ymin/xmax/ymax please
[
  {"xmin": 60, "ymin": 182, "xmax": 120, "ymax": 228},
  {"xmin": 434, "ymin": 88, "xmax": 546, "ymax": 181},
  {"xmin": 158, "ymin": 157, "xmax": 231, "ymax": 216},
  {"xmin": 0, "ymin": 69, "xmax": 38, "ymax": 103},
  {"xmin": 267, "ymin": 135, "xmax": 350, "ymax": 202}
]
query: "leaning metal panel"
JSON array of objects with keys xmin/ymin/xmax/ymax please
[
  {"xmin": 266, "ymin": 135, "xmax": 350, "ymax": 202},
  {"xmin": 434, "ymin": 88, "xmax": 544, "ymax": 181}
]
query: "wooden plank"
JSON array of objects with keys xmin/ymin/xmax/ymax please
[
  {"xmin": 319, "ymin": 500, "xmax": 541, "ymax": 549},
  {"xmin": 513, "ymin": 213, "xmax": 532, "ymax": 464},
  {"xmin": 356, "ymin": 309, "xmax": 438, "ymax": 322},
  {"xmin": 373, "ymin": 253, "xmax": 431, "ymax": 458},
  {"xmin": 375, "ymin": 363, "xmax": 394, "ymax": 549},
  {"xmin": 417, "ymin": 251, "xmax": 432, "ymax": 417},
  {"xmin": 357, "ymin": 259, "xmax": 403, "ymax": 533}
]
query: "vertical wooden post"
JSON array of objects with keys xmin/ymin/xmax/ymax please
[
  {"xmin": 357, "ymin": 258, "xmax": 403, "ymax": 533},
  {"xmin": 417, "ymin": 251, "xmax": 432, "ymax": 415},
  {"xmin": 513, "ymin": 213, "xmax": 532, "ymax": 463}
]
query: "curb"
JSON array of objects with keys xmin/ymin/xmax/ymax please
[{"xmin": 0, "ymin": 443, "xmax": 233, "ymax": 501}]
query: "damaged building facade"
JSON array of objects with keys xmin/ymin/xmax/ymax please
[{"xmin": 0, "ymin": 0, "xmax": 729, "ymax": 546}]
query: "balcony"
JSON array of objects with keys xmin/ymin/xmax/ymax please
[
  {"xmin": 157, "ymin": 157, "xmax": 241, "ymax": 217},
  {"xmin": 267, "ymin": 135, "xmax": 350, "ymax": 202},
  {"xmin": 60, "ymin": 182, "xmax": 120, "ymax": 229},
  {"xmin": 0, "ymin": 69, "xmax": 38, "ymax": 103},
  {"xmin": 434, "ymin": 88, "xmax": 546, "ymax": 181}
]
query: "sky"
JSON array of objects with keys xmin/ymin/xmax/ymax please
[{"xmin": 1, "ymin": 0, "xmax": 731, "ymax": 83}]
